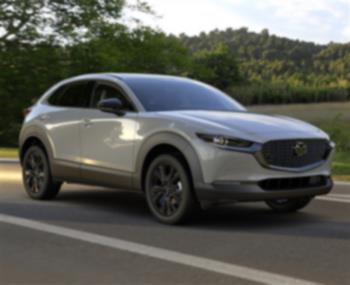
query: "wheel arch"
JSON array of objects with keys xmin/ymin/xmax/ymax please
[
  {"xmin": 19, "ymin": 127, "xmax": 55, "ymax": 168},
  {"xmin": 20, "ymin": 137, "xmax": 47, "ymax": 162},
  {"xmin": 133, "ymin": 132, "xmax": 204, "ymax": 194}
]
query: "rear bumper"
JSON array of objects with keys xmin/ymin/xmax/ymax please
[{"xmin": 196, "ymin": 176, "xmax": 333, "ymax": 205}]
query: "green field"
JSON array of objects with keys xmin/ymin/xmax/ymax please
[{"xmin": 250, "ymin": 102, "xmax": 350, "ymax": 180}]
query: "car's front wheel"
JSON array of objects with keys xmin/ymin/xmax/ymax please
[
  {"xmin": 145, "ymin": 154, "xmax": 197, "ymax": 224},
  {"xmin": 265, "ymin": 197, "xmax": 312, "ymax": 213},
  {"xmin": 22, "ymin": 145, "xmax": 62, "ymax": 200}
]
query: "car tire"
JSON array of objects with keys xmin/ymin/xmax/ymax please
[
  {"xmin": 22, "ymin": 145, "xmax": 62, "ymax": 200},
  {"xmin": 265, "ymin": 197, "xmax": 312, "ymax": 213},
  {"xmin": 145, "ymin": 154, "xmax": 197, "ymax": 224}
]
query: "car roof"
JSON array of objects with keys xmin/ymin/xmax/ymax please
[
  {"xmin": 40, "ymin": 73, "xmax": 195, "ymax": 109},
  {"xmin": 110, "ymin": 73, "xmax": 194, "ymax": 82},
  {"xmin": 68, "ymin": 73, "xmax": 194, "ymax": 83}
]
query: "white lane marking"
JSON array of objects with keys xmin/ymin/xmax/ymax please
[
  {"xmin": 0, "ymin": 214, "xmax": 320, "ymax": 285},
  {"xmin": 316, "ymin": 196, "xmax": 350, "ymax": 204}
]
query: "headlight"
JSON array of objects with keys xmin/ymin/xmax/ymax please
[
  {"xmin": 197, "ymin": 133, "xmax": 254, "ymax": 149},
  {"xmin": 324, "ymin": 140, "xmax": 335, "ymax": 159}
]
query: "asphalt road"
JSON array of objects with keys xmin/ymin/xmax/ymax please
[{"xmin": 0, "ymin": 161, "xmax": 349, "ymax": 285}]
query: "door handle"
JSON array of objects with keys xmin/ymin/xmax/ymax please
[{"xmin": 83, "ymin": 119, "xmax": 93, "ymax": 127}]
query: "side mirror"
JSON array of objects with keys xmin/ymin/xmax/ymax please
[{"xmin": 97, "ymin": 98, "xmax": 125, "ymax": 116}]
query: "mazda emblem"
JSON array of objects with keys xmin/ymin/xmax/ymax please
[{"xmin": 293, "ymin": 141, "xmax": 308, "ymax": 157}]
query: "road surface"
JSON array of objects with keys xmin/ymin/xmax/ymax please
[{"xmin": 0, "ymin": 161, "xmax": 349, "ymax": 285}]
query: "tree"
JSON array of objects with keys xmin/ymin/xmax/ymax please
[
  {"xmin": 192, "ymin": 43, "xmax": 241, "ymax": 89},
  {"xmin": 0, "ymin": 0, "xmax": 152, "ymax": 45},
  {"xmin": 68, "ymin": 26, "xmax": 191, "ymax": 75},
  {"xmin": 0, "ymin": 0, "xmax": 154, "ymax": 146}
]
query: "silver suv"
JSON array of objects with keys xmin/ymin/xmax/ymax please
[{"xmin": 19, "ymin": 73, "xmax": 334, "ymax": 224}]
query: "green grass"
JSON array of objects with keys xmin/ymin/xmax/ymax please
[
  {"xmin": 249, "ymin": 102, "xmax": 350, "ymax": 180},
  {"xmin": 0, "ymin": 148, "xmax": 18, "ymax": 158},
  {"xmin": 333, "ymin": 151, "xmax": 350, "ymax": 176}
]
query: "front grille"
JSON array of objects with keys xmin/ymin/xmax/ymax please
[
  {"xmin": 261, "ymin": 139, "xmax": 329, "ymax": 169},
  {"xmin": 259, "ymin": 176, "xmax": 328, "ymax": 191}
]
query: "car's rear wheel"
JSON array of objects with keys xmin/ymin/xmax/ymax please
[
  {"xmin": 145, "ymin": 154, "xmax": 197, "ymax": 224},
  {"xmin": 265, "ymin": 197, "xmax": 312, "ymax": 213},
  {"xmin": 22, "ymin": 145, "xmax": 62, "ymax": 200}
]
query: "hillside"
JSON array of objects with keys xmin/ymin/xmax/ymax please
[{"xmin": 180, "ymin": 28, "xmax": 350, "ymax": 87}]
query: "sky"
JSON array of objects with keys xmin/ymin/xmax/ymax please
[{"xmin": 135, "ymin": 0, "xmax": 350, "ymax": 44}]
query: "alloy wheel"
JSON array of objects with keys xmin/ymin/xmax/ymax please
[
  {"xmin": 23, "ymin": 150, "xmax": 46, "ymax": 194},
  {"xmin": 148, "ymin": 163, "xmax": 183, "ymax": 217}
]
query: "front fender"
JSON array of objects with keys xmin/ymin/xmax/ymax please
[{"xmin": 132, "ymin": 131, "xmax": 204, "ymax": 192}]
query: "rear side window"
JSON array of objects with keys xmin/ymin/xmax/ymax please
[{"xmin": 48, "ymin": 81, "xmax": 93, "ymax": 108}]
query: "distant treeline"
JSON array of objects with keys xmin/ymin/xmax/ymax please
[
  {"xmin": 180, "ymin": 28, "xmax": 350, "ymax": 105},
  {"xmin": 1, "ymin": 0, "xmax": 350, "ymax": 145}
]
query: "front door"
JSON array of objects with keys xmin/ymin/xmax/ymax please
[{"xmin": 80, "ymin": 82, "xmax": 139, "ymax": 188}]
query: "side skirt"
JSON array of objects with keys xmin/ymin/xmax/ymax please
[{"xmin": 51, "ymin": 159, "xmax": 139, "ymax": 191}]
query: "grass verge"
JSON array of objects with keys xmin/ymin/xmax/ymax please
[
  {"xmin": 332, "ymin": 152, "xmax": 350, "ymax": 178},
  {"xmin": 0, "ymin": 148, "xmax": 18, "ymax": 158}
]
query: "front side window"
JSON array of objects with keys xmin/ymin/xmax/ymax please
[
  {"xmin": 91, "ymin": 84, "xmax": 134, "ymax": 111},
  {"xmin": 48, "ymin": 81, "xmax": 93, "ymax": 108}
]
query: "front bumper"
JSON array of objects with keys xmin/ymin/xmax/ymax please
[
  {"xmin": 195, "ymin": 176, "xmax": 333, "ymax": 205},
  {"xmin": 191, "ymin": 137, "xmax": 334, "ymax": 205},
  {"xmin": 194, "ymin": 138, "xmax": 334, "ymax": 184}
]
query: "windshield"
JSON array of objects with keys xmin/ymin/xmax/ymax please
[{"xmin": 124, "ymin": 77, "xmax": 246, "ymax": 112}]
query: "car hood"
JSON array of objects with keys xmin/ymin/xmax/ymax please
[{"xmin": 158, "ymin": 110, "xmax": 328, "ymax": 142}]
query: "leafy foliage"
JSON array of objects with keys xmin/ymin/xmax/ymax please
[
  {"xmin": 191, "ymin": 43, "xmax": 241, "ymax": 89},
  {"xmin": 0, "ymin": 0, "xmax": 133, "ymax": 45}
]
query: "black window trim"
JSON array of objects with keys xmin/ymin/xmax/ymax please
[{"xmin": 90, "ymin": 80, "xmax": 138, "ymax": 113}]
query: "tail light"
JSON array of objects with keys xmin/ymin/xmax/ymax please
[{"xmin": 23, "ymin": 107, "xmax": 32, "ymax": 118}]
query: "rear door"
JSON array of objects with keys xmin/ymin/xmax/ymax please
[{"xmin": 45, "ymin": 81, "xmax": 94, "ymax": 168}]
